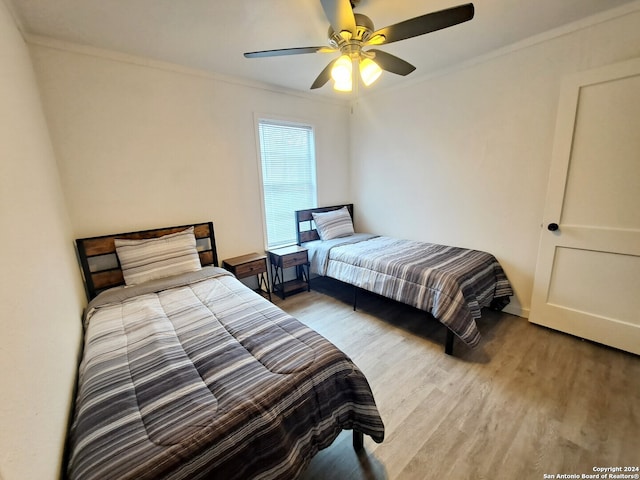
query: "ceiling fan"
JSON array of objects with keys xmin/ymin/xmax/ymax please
[{"xmin": 244, "ymin": 0, "xmax": 475, "ymax": 92}]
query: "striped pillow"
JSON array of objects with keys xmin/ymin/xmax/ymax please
[
  {"xmin": 312, "ymin": 207, "xmax": 354, "ymax": 241},
  {"xmin": 115, "ymin": 227, "xmax": 202, "ymax": 286}
]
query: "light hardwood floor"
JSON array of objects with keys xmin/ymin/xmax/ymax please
[{"xmin": 274, "ymin": 277, "xmax": 640, "ymax": 480}]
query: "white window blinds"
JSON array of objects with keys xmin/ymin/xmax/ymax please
[{"xmin": 258, "ymin": 119, "xmax": 317, "ymax": 248}]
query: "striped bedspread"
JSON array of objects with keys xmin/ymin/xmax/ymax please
[
  {"xmin": 67, "ymin": 267, "xmax": 384, "ymax": 480},
  {"xmin": 306, "ymin": 236, "xmax": 513, "ymax": 347}
]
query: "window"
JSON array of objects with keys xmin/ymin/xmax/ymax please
[{"xmin": 257, "ymin": 119, "xmax": 317, "ymax": 248}]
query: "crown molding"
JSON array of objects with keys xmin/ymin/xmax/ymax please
[
  {"xmin": 24, "ymin": 34, "xmax": 349, "ymax": 107},
  {"xmin": 354, "ymin": 0, "xmax": 640, "ymax": 103}
]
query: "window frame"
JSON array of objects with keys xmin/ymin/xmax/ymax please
[{"xmin": 254, "ymin": 114, "xmax": 318, "ymax": 250}]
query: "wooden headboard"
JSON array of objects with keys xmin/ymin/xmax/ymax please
[
  {"xmin": 295, "ymin": 204, "xmax": 354, "ymax": 244},
  {"xmin": 76, "ymin": 222, "xmax": 218, "ymax": 300}
]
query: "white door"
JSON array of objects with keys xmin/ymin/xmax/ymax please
[{"xmin": 529, "ymin": 58, "xmax": 640, "ymax": 355}]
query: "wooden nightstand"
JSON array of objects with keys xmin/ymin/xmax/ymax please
[
  {"xmin": 268, "ymin": 246, "xmax": 310, "ymax": 300},
  {"xmin": 222, "ymin": 253, "xmax": 271, "ymax": 301}
]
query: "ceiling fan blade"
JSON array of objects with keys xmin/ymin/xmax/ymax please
[
  {"xmin": 368, "ymin": 3, "xmax": 474, "ymax": 46},
  {"xmin": 368, "ymin": 50, "xmax": 416, "ymax": 76},
  {"xmin": 320, "ymin": 0, "xmax": 356, "ymax": 34},
  {"xmin": 310, "ymin": 58, "xmax": 338, "ymax": 89},
  {"xmin": 244, "ymin": 46, "xmax": 329, "ymax": 58}
]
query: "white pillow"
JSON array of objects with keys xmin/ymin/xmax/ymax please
[
  {"xmin": 312, "ymin": 207, "xmax": 354, "ymax": 240},
  {"xmin": 115, "ymin": 227, "xmax": 202, "ymax": 286}
]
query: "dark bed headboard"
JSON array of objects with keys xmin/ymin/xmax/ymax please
[
  {"xmin": 75, "ymin": 222, "xmax": 218, "ymax": 300},
  {"xmin": 295, "ymin": 204, "xmax": 354, "ymax": 244}
]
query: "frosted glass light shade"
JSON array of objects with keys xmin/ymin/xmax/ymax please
[
  {"xmin": 331, "ymin": 55, "xmax": 352, "ymax": 82},
  {"xmin": 333, "ymin": 79, "xmax": 352, "ymax": 91},
  {"xmin": 331, "ymin": 55, "xmax": 353, "ymax": 92},
  {"xmin": 360, "ymin": 58, "xmax": 382, "ymax": 86}
]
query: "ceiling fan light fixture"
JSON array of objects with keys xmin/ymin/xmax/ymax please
[
  {"xmin": 359, "ymin": 57, "xmax": 382, "ymax": 86},
  {"xmin": 245, "ymin": 2, "xmax": 476, "ymax": 92}
]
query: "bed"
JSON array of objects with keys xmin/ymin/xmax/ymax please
[
  {"xmin": 296, "ymin": 205, "xmax": 513, "ymax": 355},
  {"xmin": 68, "ymin": 222, "xmax": 384, "ymax": 480}
]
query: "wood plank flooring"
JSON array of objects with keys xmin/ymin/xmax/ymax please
[{"xmin": 274, "ymin": 277, "xmax": 640, "ymax": 480}]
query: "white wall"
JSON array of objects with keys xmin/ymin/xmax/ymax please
[
  {"xmin": 29, "ymin": 42, "xmax": 352, "ymax": 260},
  {"xmin": 350, "ymin": 6, "xmax": 640, "ymax": 317},
  {"xmin": 0, "ymin": 1, "xmax": 85, "ymax": 479}
]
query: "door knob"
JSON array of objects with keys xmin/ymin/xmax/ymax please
[{"xmin": 547, "ymin": 223, "xmax": 559, "ymax": 232}]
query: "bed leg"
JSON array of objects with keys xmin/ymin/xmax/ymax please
[
  {"xmin": 445, "ymin": 328, "xmax": 455, "ymax": 355},
  {"xmin": 353, "ymin": 286, "xmax": 358, "ymax": 311},
  {"xmin": 353, "ymin": 430, "xmax": 364, "ymax": 451}
]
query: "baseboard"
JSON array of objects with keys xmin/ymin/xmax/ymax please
[{"xmin": 503, "ymin": 304, "xmax": 530, "ymax": 319}]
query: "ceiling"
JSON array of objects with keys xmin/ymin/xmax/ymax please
[{"xmin": 7, "ymin": 0, "xmax": 638, "ymax": 97}]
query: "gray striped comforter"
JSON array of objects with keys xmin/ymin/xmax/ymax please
[
  {"xmin": 67, "ymin": 267, "xmax": 384, "ymax": 480},
  {"xmin": 306, "ymin": 236, "xmax": 513, "ymax": 347}
]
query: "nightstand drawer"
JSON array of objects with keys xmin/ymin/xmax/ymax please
[
  {"xmin": 234, "ymin": 259, "xmax": 267, "ymax": 277},
  {"xmin": 282, "ymin": 251, "xmax": 308, "ymax": 268},
  {"xmin": 222, "ymin": 253, "xmax": 271, "ymax": 302}
]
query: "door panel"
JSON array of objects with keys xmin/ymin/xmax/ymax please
[
  {"xmin": 530, "ymin": 58, "xmax": 640, "ymax": 355},
  {"xmin": 547, "ymin": 247, "xmax": 640, "ymax": 325},
  {"xmin": 561, "ymin": 75, "xmax": 640, "ymax": 230}
]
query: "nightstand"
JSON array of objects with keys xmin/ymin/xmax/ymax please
[
  {"xmin": 222, "ymin": 253, "xmax": 271, "ymax": 301},
  {"xmin": 268, "ymin": 246, "xmax": 310, "ymax": 300}
]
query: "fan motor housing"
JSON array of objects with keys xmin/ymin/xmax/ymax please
[{"xmin": 328, "ymin": 13, "xmax": 374, "ymax": 49}]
